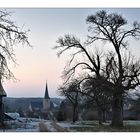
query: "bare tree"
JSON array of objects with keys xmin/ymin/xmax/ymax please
[
  {"xmin": 54, "ymin": 35, "xmax": 101, "ymax": 82},
  {"xmin": 54, "ymin": 10, "xmax": 140, "ymax": 128},
  {"xmin": 0, "ymin": 10, "xmax": 31, "ymax": 81},
  {"xmin": 0, "ymin": 10, "xmax": 31, "ymax": 126},
  {"xmin": 86, "ymin": 10, "xmax": 140, "ymax": 127},
  {"xmin": 58, "ymin": 79, "xmax": 81, "ymax": 123},
  {"xmin": 81, "ymin": 74, "xmax": 113, "ymax": 124},
  {"xmin": 54, "ymin": 34, "xmax": 114, "ymax": 124}
]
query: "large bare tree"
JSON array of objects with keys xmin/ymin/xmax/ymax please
[
  {"xmin": 81, "ymin": 75, "xmax": 113, "ymax": 125},
  {"xmin": 86, "ymin": 10, "xmax": 140, "ymax": 127},
  {"xmin": 0, "ymin": 10, "xmax": 30, "ymax": 81},
  {"xmin": 54, "ymin": 10, "xmax": 140, "ymax": 128},
  {"xmin": 54, "ymin": 34, "xmax": 114, "ymax": 125},
  {"xmin": 58, "ymin": 78, "xmax": 82, "ymax": 123},
  {"xmin": 54, "ymin": 34, "xmax": 101, "ymax": 82},
  {"xmin": 0, "ymin": 10, "xmax": 31, "ymax": 126}
]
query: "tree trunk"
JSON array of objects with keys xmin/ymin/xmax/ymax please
[
  {"xmin": 72, "ymin": 105, "xmax": 78, "ymax": 123},
  {"xmin": 0, "ymin": 97, "xmax": 4, "ymax": 127},
  {"xmin": 98, "ymin": 108, "xmax": 103, "ymax": 125},
  {"xmin": 102, "ymin": 110, "xmax": 106, "ymax": 123},
  {"xmin": 111, "ymin": 91, "xmax": 123, "ymax": 128}
]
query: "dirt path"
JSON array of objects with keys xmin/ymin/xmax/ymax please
[
  {"xmin": 39, "ymin": 121, "xmax": 69, "ymax": 132},
  {"xmin": 50, "ymin": 121, "xmax": 69, "ymax": 132}
]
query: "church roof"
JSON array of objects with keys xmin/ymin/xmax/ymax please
[{"xmin": 44, "ymin": 81, "xmax": 50, "ymax": 99}]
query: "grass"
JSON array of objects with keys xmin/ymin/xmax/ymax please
[
  {"xmin": 70, "ymin": 122, "xmax": 140, "ymax": 132},
  {"xmin": 79, "ymin": 121, "xmax": 99, "ymax": 126}
]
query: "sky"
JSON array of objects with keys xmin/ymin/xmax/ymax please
[{"xmin": 1, "ymin": 8, "xmax": 140, "ymax": 98}]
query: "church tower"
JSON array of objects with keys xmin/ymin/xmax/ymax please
[{"xmin": 43, "ymin": 81, "xmax": 50, "ymax": 113}]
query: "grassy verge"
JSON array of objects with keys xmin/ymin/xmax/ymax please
[{"xmin": 70, "ymin": 123, "xmax": 140, "ymax": 132}]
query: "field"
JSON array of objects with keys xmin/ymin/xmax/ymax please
[{"xmin": 1, "ymin": 118, "xmax": 140, "ymax": 132}]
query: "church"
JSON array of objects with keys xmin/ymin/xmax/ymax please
[{"xmin": 28, "ymin": 82, "xmax": 54, "ymax": 119}]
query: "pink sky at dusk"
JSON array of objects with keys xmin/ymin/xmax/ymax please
[{"xmin": 1, "ymin": 8, "xmax": 140, "ymax": 98}]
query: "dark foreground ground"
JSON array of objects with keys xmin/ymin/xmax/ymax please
[{"xmin": 1, "ymin": 118, "xmax": 140, "ymax": 132}]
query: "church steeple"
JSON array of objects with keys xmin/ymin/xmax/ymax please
[{"xmin": 44, "ymin": 81, "xmax": 50, "ymax": 99}]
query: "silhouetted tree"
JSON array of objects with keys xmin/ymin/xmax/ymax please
[
  {"xmin": 86, "ymin": 10, "xmax": 140, "ymax": 127},
  {"xmin": 54, "ymin": 10, "xmax": 140, "ymax": 128},
  {"xmin": 0, "ymin": 10, "xmax": 30, "ymax": 81},
  {"xmin": 0, "ymin": 10, "xmax": 31, "ymax": 126},
  {"xmin": 54, "ymin": 34, "xmax": 115, "ymax": 125},
  {"xmin": 54, "ymin": 34, "xmax": 102, "ymax": 83},
  {"xmin": 58, "ymin": 79, "xmax": 82, "ymax": 123},
  {"xmin": 81, "ymin": 76, "xmax": 113, "ymax": 124}
]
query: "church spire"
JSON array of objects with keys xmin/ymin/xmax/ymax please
[{"xmin": 44, "ymin": 81, "xmax": 50, "ymax": 99}]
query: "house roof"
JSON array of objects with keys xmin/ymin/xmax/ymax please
[{"xmin": 4, "ymin": 113, "xmax": 15, "ymax": 121}]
